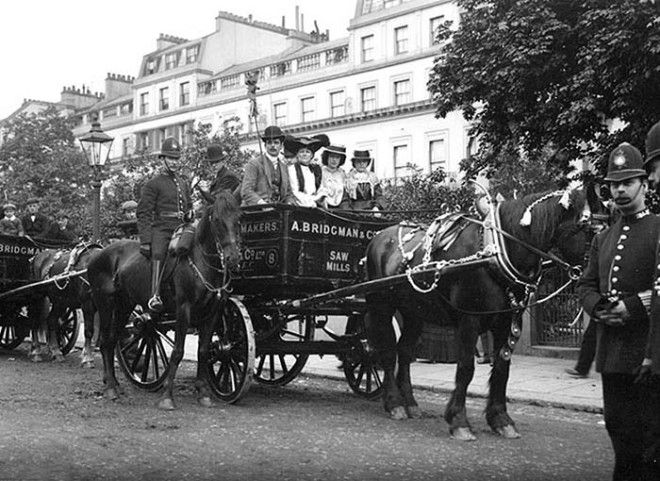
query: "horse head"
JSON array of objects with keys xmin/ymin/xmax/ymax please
[
  {"xmin": 200, "ymin": 189, "xmax": 242, "ymax": 269},
  {"xmin": 550, "ymin": 188, "xmax": 594, "ymax": 267}
]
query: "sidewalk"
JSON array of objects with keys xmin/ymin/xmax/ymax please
[{"xmin": 177, "ymin": 335, "xmax": 602, "ymax": 413}]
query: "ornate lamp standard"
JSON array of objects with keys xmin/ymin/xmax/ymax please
[{"xmin": 79, "ymin": 121, "xmax": 114, "ymax": 242}]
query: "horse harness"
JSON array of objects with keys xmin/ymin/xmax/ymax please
[
  {"xmin": 41, "ymin": 242, "xmax": 102, "ymax": 290},
  {"xmin": 396, "ymin": 193, "xmax": 587, "ymax": 361}
]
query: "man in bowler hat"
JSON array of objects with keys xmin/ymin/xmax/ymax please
[
  {"xmin": 577, "ymin": 142, "xmax": 660, "ymax": 480},
  {"xmin": 22, "ymin": 197, "xmax": 51, "ymax": 239},
  {"xmin": 206, "ymin": 144, "xmax": 241, "ymax": 199},
  {"xmin": 240, "ymin": 125, "xmax": 293, "ymax": 206},
  {"xmin": 137, "ymin": 137, "xmax": 192, "ymax": 312}
]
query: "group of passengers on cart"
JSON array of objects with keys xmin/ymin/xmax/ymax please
[
  {"xmin": 0, "ymin": 197, "xmax": 77, "ymax": 242},
  {"xmin": 240, "ymin": 124, "xmax": 384, "ymax": 213}
]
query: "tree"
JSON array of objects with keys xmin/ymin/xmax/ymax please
[
  {"xmin": 0, "ymin": 107, "xmax": 92, "ymax": 233},
  {"xmin": 428, "ymin": 0, "xmax": 660, "ymax": 181}
]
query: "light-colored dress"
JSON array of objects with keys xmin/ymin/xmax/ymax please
[
  {"xmin": 288, "ymin": 162, "xmax": 319, "ymax": 208},
  {"xmin": 318, "ymin": 167, "xmax": 347, "ymax": 208}
]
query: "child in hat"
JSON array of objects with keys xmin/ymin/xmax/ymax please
[
  {"xmin": 344, "ymin": 150, "xmax": 384, "ymax": 211},
  {"xmin": 0, "ymin": 203, "xmax": 25, "ymax": 236}
]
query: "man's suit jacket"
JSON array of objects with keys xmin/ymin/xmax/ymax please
[
  {"xmin": 241, "ymin": 154, "xmax": 293, "ymax": 206},
  {"xmin": 21, "ymin": 213, "xmax": 51, "ymax": 238}
]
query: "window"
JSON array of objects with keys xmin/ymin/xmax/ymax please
[
  {"xmin": 102, "ymin": 106, "xmax": 116, "ymax": 119},
  {"xmin": 198, "ymin": 81, "xmax": 216, "ymax": 96},
  {"xmin": 122, "ymin": 138, "xmax": 130, "ymax": 158},
  {"xmin": 361, "ymin": 35, "xmax": 374, "ymax": 63},
  {"xmin": 180, "ymin": 82, "xmax": 190, "ymax": 106},
  {"xmin": 137, "ymin": 131, "xmax": 150, "ymax": 150},
  {"xmin": 119, "ymin": 102, "xmax": 132, "ymax": 116},
  {"xmin": 270, "ymin": 62, "xmax": 292, "ymax": 78},
  {"xmin": 429, "ymin": 138, "xmax": 448, "ymax": 172},
  {"xmin": 145, "ymin": 58, "xmax": 158, "ymax": 75},
  {"xmin": 159, "ymin": 87, "xmax": 169, "ymax": 111},
  {"xmin": 186, "ymin": 45, "xmax": 199, "ymax": 64},
  {"xmin": 165, "ymin": 52, "xmax": 178, "ymax": 70},
  {"xmin": 394, "ymin": 79, "xmax": 411, "ymax": 105},
  {"xmin": 393, "ymin": 144, "xmax": 411, "ymax": 177},
  {"xmin": 325, "ymin": 46, "xmax": 348, "ymax": 65},
  {"xmin": 430, "ymin": 17, "xmax": 443, "ymax": 45},
  {"xmin": 360, "ymin": 86, "xmax": 376, "ymax": 112},
  {"xmin": 330, "ymin": 91, "xmax": 345, "ymax": 118},
  {"xmin": 139, "ymin": 92, "xmax": 149, "ymax": 116},
  {"xmin": 273, "ymin": 102, "xmax": 287, "ymax": 126},
  {"xmin": 301, "ymin": 97, "xmax": 315, "ymax": 123},
  {"xmin": 395, "ymin": 26, "xmax": 409, "ymax": 54}
]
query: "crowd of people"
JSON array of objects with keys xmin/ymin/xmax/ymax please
[{"xmin": 0, "ymin": 197, "xmax": 77, "ymax": 242}]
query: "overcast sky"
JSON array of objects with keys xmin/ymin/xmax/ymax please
[{"xmin": 0, "ymin": 1, "xmax": 356, "ymax": 119}]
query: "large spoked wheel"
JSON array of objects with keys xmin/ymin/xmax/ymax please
[
  {"xmin": 254, "ymin": 314, "xmax": 314, "ymax": 386},
  {"xmin": 55, "ymin": 306, "xmax": 80, "ymax": 356},
  {"xmin": 343, "ymin": 314, "xmax": 385, "ymax": 400},
  {"xmin": 206, "ymin": 297, "xmax": 255, "ymax": 404},
  {"xmin": 0, "ymin": 309, "xmax": 29, "ymax": 350},
  {"xmin": 115, "ymin": 307, "xmax": 174, "ymax": 391}
]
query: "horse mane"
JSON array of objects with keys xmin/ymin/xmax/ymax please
[
  {"xmin": 499, "ymin": 189, "xmax": 585, "ymax": 246},
  {"xmin": 196, "ymin": 190, "xmax": 241, "ymax": 245}
]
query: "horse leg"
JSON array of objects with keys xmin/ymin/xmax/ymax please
[
  {"xmin": 485, "ymin": 314, "xmax": 520, "ymax": 439},
  {"xmin": 98, "ymin": 296, "xmax": 122, "ymax": 400},
  {"xmin": 81, "ymin": 304, "xmax": 98, "ymax": 369},
  {"xmin": 29, "ymin": 297, "xmax": 51, "ymax": 362},
  {"xmin": 396, "ymin": 310, "xmax": 423, "ymax": 419},
  {"xmin": 195, "ymin": 308, "xmax": 215, "ymax": 408},
  {"xmin": 444, "ymin": 315, "xmax": 480, "ymax": 441},
  {"xmin": 364, "ymin": 302, "xmax": 405, "ymax": 420},
  {"xmin": 46, "ymin": 302, "xmax": 65, "ymax": 363},
  {"xmin": 157, "ymin": 301, "xmax": 190, "ymax": 410}
]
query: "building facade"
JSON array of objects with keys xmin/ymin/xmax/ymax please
[{"xmin": 70, "ymin": 0, "xmax": 469, "ymax": 180}]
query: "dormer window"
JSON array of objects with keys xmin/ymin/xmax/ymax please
[
  {"xmin": 165, "ymin": 52, "xmax": 179, "ymax": 70},
  {"xmin": 146, "ymin": 58, "xmax": 158, "ymax": 75},
  {"xmin": 186, "ymin": 45, "xmax": 199, "ymax": 64}
]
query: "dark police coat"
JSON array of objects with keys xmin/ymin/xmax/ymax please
[
  {"xmin": 22, "ymin": 213, "xmax": 51, "ymax": 238},
  {"xmin": 646, "ymin": 241, "xmax": 660, "ymax": 375},
  {"xmin": 136, "ymin": 171, "xmax": 192, "ymax": 259},
  {"xmin": 577, "ymin": 210, "xmax": 660, "ymax": 374}
]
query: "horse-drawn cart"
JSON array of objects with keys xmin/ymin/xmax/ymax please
[{"xmin": 0, "ymin": 233, "xmax": 83, "ymax": 355}]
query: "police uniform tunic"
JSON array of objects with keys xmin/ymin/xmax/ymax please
[{"xmin": 137, "ymin": 171, "xmax": 192, "ymax": 261}]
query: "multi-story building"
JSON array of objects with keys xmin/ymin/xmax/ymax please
[{"xmin": 70, "ymin": 0, "xmax": 469, "ymax": 180}]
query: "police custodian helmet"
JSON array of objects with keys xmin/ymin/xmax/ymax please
[
  {"xmin": 645, "ymin": 120, "xmax": 660, "ymax": 167},
  {"xmin": 604, "ymin": 143, "xmax": 646, "ymax": 182},
  {"xmin": 159, "ymin": 137, "xmax": 181, "ymax": 159}
]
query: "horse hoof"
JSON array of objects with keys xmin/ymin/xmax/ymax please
[
  {"xmin": 82, "ymin": 361, "xmax": 95, "ymax": 369},
  {"xmin": 104, "ymin": 388, "xmax": 119, "ymax": 401},
  {"xmin": 30, "ymin": 354, "xmax": 46, "ymax": 363},
  {"xmin": 198, "ymin": 397, "xmax": 215, "ymax": 408},
  {"xmin": 496, "ymin": 425, "xmax": 521, "ymax": 439},
  {"xmin": 53, "ymin": 354, "xmax": 65, "ymax": 363},
  {"xmin": 157, "ymin": 398, "xmax": 177, "ymax": 411},
  {"xmin": 406, "ymin": 406, "xmax": 422, "ymax": 419},
  {"xmin": 390, "ymin": 406, "xmax": 408, "ymax": 420},
  {"xmin": 451, "ymin": 427, "xmax": 477, "ymax": 442}
]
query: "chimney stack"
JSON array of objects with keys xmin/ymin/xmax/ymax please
[{"xmin": 295, "ymin": 5, "xmax": 300, "ymax": 30}]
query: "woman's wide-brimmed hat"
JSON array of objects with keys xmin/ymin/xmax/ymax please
[
  {"xmin": 283, "ymin": 134, "xmax": 330, "ymax": 156},
  {"xmin": 121, "ymin": 200, "xmax": 138, "ymax": 211},
  {"xmin": 321, "ymin": 145, "xmax": 347, "ymax": 166},
  {"xmin": 351, "ymin": 150, "xmax": 373, "ymax": 164}
]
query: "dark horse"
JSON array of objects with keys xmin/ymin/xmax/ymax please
[
  {"xmin": 364, "ymin": 189, "xmax": 592, "ymax": 440},
  {"xmin": 87, "ymin": 190, "xmax": 241, "ymax": 409},
  {"xmin": 29, "ymin": 243, "xmax": 101, "ymax": 364}
]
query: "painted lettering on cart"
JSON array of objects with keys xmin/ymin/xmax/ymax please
[
  {"xmin": 290, "ymin": 221, "xmax": 378, "ymax": 240},
  {"xmin": 241, "ymin": 221, "xmax": 279, "ymax": 235},
  {"xmin": 0, "ymin": 243, "xmax": 38, "ymax": 255},
  {"xmin": 327, "ymin": 250, "xmax": 351, "ymax": 273}
]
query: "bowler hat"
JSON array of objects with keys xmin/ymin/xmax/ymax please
[
  {"xmin": 321, "ymin": 145, "xmax": 347, "ymax": 166},
  {"xmin": 645, "ymin": 121, "xmax": 660, "ymax": 166},
  {"xmin": 351, "ymin": 150, "xmax": 373, "ymax": 164},
  {"xmin": 121, "ymin": 200, "xmax": 138, "ymax": 211},
  {"xmin": 3, "ymin": 203, "xmax": 16, "ymax": 212},
  {"xmin": 283, "ymin": 135, "xmax": 327, "ymax": 156},
  {"xmin": 206, "ymin": 144, "xmax": 224, "ymax": 164},
  {"xmin": 604, "ymin": 143, "xmax": 646, "ymax": 182},
  {"xmin": 261, "ymin": 125, "xmax": 285, "ymax": 141},
  {"xmin": 26, "ymin": 197, "xmax": 40, "ymax": 205},
  {"xmin": 159, "ymin": 137, "xmax": 181, "ymax": 159}
]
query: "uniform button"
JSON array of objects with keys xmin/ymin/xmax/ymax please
[
  {"xmin": 623, "ymin": 225, "xmax": 630, "ymax": 231},
  {"xmin": 615, "ymin": 255, "xmax": 622, "ymax": 261},
  {"xmin": 613, "ymin": 266, "xmax": 620, "ymax": 272},
  {"xmin": 611, "ymin": 289, "xmax": 618, "ymax": 295},
  {"xmin": 612, "ymin": 277, "xmax": 618, "ymax": 283},
  {"xmin": 620, "ymin": 235, "xmax": 627, "ymax": 241},
  {"xmin": 617, "ymin": 245, "xmax": 624, "ymax": 250}
]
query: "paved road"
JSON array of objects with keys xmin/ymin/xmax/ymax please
[{"xmin": 0, "ymin": 347, "xmax": 612, "ymax": 481}]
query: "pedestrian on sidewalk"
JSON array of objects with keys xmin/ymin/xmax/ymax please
[
  {"xmin": 565, "ymin": 316, "xmax": 596, "ymax": 378},
  {"xmin": 577, "ymin": 143, "xmax": 660, "ymax": 481}
]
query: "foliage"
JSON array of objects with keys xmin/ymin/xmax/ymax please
[
  {"xmin": 0, "ymin": 107, "xmax": 92, "ymax": 233},
  {"xmin": 428, "ymin": 0, "xmax": 660, "ymax": 179},
  {"xmin": 383, "ymin": 167, "xmax": 476, "ymax": 224},
  {"xmin": 100, "ymin": 118, "xmax": 254, "ymax": 239}
]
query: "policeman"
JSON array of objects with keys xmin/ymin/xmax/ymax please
[
  {"xmin": 137, "ymin": 137, "xmax": 192, "ymax": 312},
  {"xmin": 644, "ymin": 120, "xmax": 660, "ymax": 214},
  {"xmin": 577, "ymin": 142, "xmax": 660, "ymax": 480}
]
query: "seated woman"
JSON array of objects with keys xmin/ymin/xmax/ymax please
[
  {"xmin": 343, "ymin": 150, "xmax": 384, "ymax": 211},
  {"xmin": 0, "ymin": 203, "xmax": 24, "ymax": 236},
  {"xmin": 284, "ymin": 134, "xmax": 329, "ymax": 208},
  {"xmin": 317, "ymin": 144, "xmax": 348, "ymax": 209}
]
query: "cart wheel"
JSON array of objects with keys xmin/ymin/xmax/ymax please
[
  {"xmin": 56, "ymin": 306, "xmax": 80, "ymax": 356},
  {"xmin": 206, "ymin": 297, "xmax": 255, "ymax": 404},
  {"xmin": 115, "ymin": 306, "xmax": 174, "ymax": 391},
  {"xmin": 343, "ymin": 315, "xmax": 384, "ymax": 400},
  {"xmin": 0, "ymin": 310, "xmax": 29, "ymax": 350},
  {"xmin": 254, "ymin": 314, "xmax": 314, "ymax": 386}
]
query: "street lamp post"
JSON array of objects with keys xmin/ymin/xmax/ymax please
[{"xmin": 79, "ymin": 121, "xmax": 114, "ymax": 242}]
